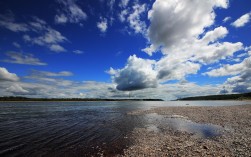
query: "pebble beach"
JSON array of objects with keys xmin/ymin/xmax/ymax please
[{"xmin": 119, "ymin": 104, "xmax": 251, "ymax": 157}]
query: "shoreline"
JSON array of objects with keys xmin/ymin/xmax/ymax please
[
  {"xmin": 120, "ymin": 104, "xmax": 251, "ymax": 156},
  {"xmin": 1, "ymin": 100, "xmax": 250, "ymax": 103}
]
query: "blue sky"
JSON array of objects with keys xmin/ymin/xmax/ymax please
[{"xmin": 0, "ymin": 0, "xmax": 250, "ymax": 100}]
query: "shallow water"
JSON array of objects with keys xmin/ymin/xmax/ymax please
[
  {"xmin": 145, "ymin": 113, "xmax": 223, "ymax": 138},
  {"xmin": 0, "ymin": 101, "xmax": 249, "ymax": 156}
]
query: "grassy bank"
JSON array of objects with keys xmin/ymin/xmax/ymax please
[{"xmin": 178, "ymin": 92, "xmax": 251, "ymax": 100}]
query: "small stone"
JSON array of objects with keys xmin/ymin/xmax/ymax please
[{"xmin": 203, "ymin": 146, "xmax": 208, "ymax": 149}]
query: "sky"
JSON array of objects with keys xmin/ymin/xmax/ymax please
[{"xmin": 0, "ymin": 0, "xmax": 250, "ymax": 100}]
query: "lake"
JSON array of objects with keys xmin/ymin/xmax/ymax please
[{"xmin": 0, "ymin": 101, "xmax": 249, "ymax": 156}]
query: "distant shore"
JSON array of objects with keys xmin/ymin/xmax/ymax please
[
  {"xmin": 0, "ymin": 96, "xmax": 163, "ymax": 102},
  {"xmin": 120, "ymin": 104, "xmax": 251, "ymax": 156}
]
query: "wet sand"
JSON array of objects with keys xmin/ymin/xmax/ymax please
[{"xmin": 120, "ymin": 104, "xmax": 251, "ymax": 156}]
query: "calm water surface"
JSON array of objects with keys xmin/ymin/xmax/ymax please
[{"xmin": 0, "ymin": 101, "xmax": 249, "ymax": 156}]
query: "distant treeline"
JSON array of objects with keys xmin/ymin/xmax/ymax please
[
  {"xmin": 0, "ymin": 96, "xmax": 163, "ymax": 101},
  {"xmin": 178, "ymin": 92, "xmax": 251, "ymax": 100}
]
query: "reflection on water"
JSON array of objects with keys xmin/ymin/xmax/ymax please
[
  {"xmin": 0, "ymin": 101, "xmax": 248, "ymax": 156},
  {"xmin": 145, "ymin": 113, "xmax": 223, "ymax": 138}
]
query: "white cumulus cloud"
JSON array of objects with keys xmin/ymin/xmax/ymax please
[
  {"xmin": 127, "ymin": 3, "xmax": 147, "ymax": 34},
  {"xmin": 201, "ymin": 26, "xmax": 228, "ymax": 43},
  {"xmin": 156, "ymin": 58, "xmax": 201, "ymax": 81},
  {"xmin": 205, "ymin": 56, "xmax": 251, "ymax": 77},
  {"xmin": 144, "ymin": 0, "xmax": 229, "ymax": 54},
  {"xmin": 108, "ymin": 55, "xmax": 157, "ymax": 91},
  {"xmin": 0, "ymin": 67, "xmax": 19, "ymax": 82},
  {"xmin": 231, "ymin": 12, "xmax": 251, "ymax": 28},
  {"xmin": 97, "ymin": 17, "xmax": 108, "ymax": 33}
]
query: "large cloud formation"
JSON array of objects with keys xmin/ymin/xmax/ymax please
[
  {"xmin": 110, "ymin": 0, "xmax": 242, "ymax": 92},
  {"xmin": 110, "ymin": 0, "xmax": 250, "ymax": 95}
]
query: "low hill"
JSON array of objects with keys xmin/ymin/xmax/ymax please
[{"xmin": 177, "ymin": 92, "xmax": 251, "ymax": 100}]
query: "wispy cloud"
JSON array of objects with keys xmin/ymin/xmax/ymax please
[
  {"xmin": 118, "ymin": 9, "xmax": 128, "ymax": 22},
  {"xmin": 115, "ymin": 51, "xmax": 123, "ymax": 56},
  {"xmin": 12, "ymin": 42, "xmax": 21, "ymax": 48},
  {"xmin": 123, "ymin": 3, "xmax": 147, "ymax": 34},
  {"xmin": 73, "ymin": 50, "xmax": 84, "ymax": 54},
  {"xmin": 0, "ymin": 12, "xmax": 68, "ymax": 52},
  {"xmin": 108, "ymin": 0, "xmax": 116, "ymax": 11},
  {"xmin": 49, "ymin": 44, "xmax": 66, "ymax": 52},
  {"xmin": 118, "ymin": 2, "xmax": 147, "ymax": 35},
  {"xmin": 128, "ymin": 3, "xmax": 147, "ymax": 34},
  {"xmin": 55, "ymin": 0, "xmax": 87, "ymax": 24},
  {"xmin": 25, "ymin": 70, "xmax": 74, "ymax": 87},
  {"xmin": 223, "ymin": 16, "xmax": 231, "ymax": 23},
  {"xmin": 2, "ymin": 52, "xmax": 47, "ymax": 66},
  {"xmin": 23, "ymin": 17, "xmax": 67, "ymax": 52},
  {"xmin": 30, "ymin": 70, "xmax": 73, "ymax": 77},
  {"xmin": 0, "ymin": 11, "xmax": 29, "ymax": 32},
  {"xmin": 119, "ymin": 0, "xmax": 130, "ymax": 8}
]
